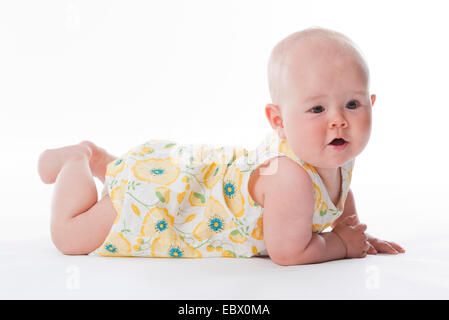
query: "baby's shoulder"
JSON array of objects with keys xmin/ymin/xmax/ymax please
[{"xmin": 249, "ymin": 156, "xmax": 313, "ymax": 208}]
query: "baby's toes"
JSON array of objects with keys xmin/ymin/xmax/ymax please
[
  {"xmin": 80, "ymin": 140, "xmax": 107, "ymax": 165},
  {"xmin": 79, "ymin": 140, "xmax": 110, "ymax": 179},
  {"xmin": 79, "ymin": 141, "xmax": 96, "ymax": 155}
]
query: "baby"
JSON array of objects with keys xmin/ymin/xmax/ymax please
[{"xmin": 38, "ymin": 27, "xmax": 405, "ymax": 265}]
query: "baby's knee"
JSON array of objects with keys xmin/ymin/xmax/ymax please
[{"xmin": 50, "ymin": 221, "xmax": 89, "ymax": 255}]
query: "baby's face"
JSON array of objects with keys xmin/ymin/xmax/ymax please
[{"xmin": 272, "ymin": 41, "xmax": 375, "ymax": 169}]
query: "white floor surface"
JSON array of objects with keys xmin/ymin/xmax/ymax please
[{"xmin": 1, "ymin": 183, "xmax": 448, "ymax": 299}]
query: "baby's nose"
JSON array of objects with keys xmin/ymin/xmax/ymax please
[{"xmin": 329, "ymin": 116, "xmax": 348, "ymax": 128}]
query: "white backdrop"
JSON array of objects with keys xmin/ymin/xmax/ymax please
[{"xmin": 1, "ymin": 1, "xmax": 448, "ymax": 257}]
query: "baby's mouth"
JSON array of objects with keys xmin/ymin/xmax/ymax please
[{"xmin": 329, "ymin": 138, "xmax": 347, "ymax": 146}]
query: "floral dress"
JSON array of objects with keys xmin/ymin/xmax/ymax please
[{"xmin": 89, "ymin": 130, "xmax": 355, "ymax": 258}]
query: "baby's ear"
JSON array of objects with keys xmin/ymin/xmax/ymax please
[
  {"xmin": 265, "ymin": 103, "xmax": 284, "ymax": 130},
  {"xmin": 370, "ymin": 94, "xmax": 376, "ymax": 106}
]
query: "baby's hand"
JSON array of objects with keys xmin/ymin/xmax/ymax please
[
  {"xmin": 366, "ymin": 236, "xmax": 406, "ymax": 255},
  {"xmin": 332, "ymin": 215, "xmax": 371, "ymax": 259}
]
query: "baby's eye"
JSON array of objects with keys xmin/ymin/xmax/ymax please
[
  {"xmin": 346, "ymin": 100, "xmax": 359, "ymax": 109},
  {"xmin": 310, "ymin": 106, "xmax": 325, "ymax": 113}
]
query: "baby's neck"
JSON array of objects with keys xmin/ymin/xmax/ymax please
[{"xmin": 314, "ymin": 166, "xmax": 340, "ymax": 186}]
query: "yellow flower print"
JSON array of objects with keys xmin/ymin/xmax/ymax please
[
  {"xmin": 110, "ymin": 179, "xmax": 127, "ymax": 203},
  {"xmin": 229, "ymin": 229, "xmax": 248, "ymax": 244},
  {"xmin": 318, "ymin": 201, "xmax": 328, "ymax": 216},
  {"xmin": 200, "ymin": 154, "xmax": 228, "ymax": 189},
  {"xmin": 131, "ymin": 203, "xmax": 140, "ymax": 216},
  {"xmin": 155, "ymin": 186, "xmax": 170, "ymax": 204},
  {"xmin": 150, "ymin": 235, "xmax": 202, "ymax": 258},
  {"xmin": 313, "ymin": 183, "xmax": 322, "ymax": 210},
  {"xmin": 133, "ymin": 238, "xmax": 144, "ymax": 252},
  {"xmin": 223, "ymin": 167, "xmax": 245, "ymax": 218},
  {"xmin": 342, "ymin": 193, "xmax": 348, "ymax": 205},
  {"xmin": 252, "ymin": 246, "xmax": 259, "ymax": 255},
  {"xmin": 177, "ymin": 191, "xmax": 186, "ymax": 204},
  {"xmin": 193, "ymin": 196, "xmax": 233, "ymax": 242},
  {"xmin": 188, "ymin": 191, "xmax": 206, "ymax": 207},
  {"xmin": 110, "ymin": 179, "xmax": 128, "ymax": 223},
  {"xmin": 185, "ymin": 214, "xmax": 196, "ymax": 223},
  {"xmin": 192, "ymin": 145, "xmax": 215, "ymax": 165},
  {"xmin": 232, "ymin": 146, "xmax": 248, "ymax": 162},
  {"xmin": 265, "ymin": 134, "xmax": 276, "ymax": 151},
  {"xmin": 105, "ymin": 158, "xmax": 125, "ymax": 178},
  {"xmin": 312, "ymin": 223, "xmax": 332, "ymax": 233},
  {"xmin": 98, "ymin": 232, "xmax": 131, "ymax": 257},
  {"xmin": 135, "ymin": 146, "xmax": 154, "ymax": 156},
  {"xmin": 202, "ymin": 162, "xmax": 222, "ymax": 189},
  {"xmin": 222, "ymin": 250, "xmax": 236, "ymax": 258},
  {"xmin": 131, "ymin": 157, "xmax": 180, "ymax": 185},
  {"xmin": 347, "ymin": 167, "xmax": 353, "ymax": 185},
  {"xmin": 140, "ymin": 207, "xmax": 176, "ymax": 238},
  {"xmin": 322, "ymin": 223, "xmax": 331, "ymax": 231},
  {"xmin": 278, "ymin": 139, "xmax": 298, "ymax": 161},
  {"xmin": 251, "ymin": 217, "xmax": 263, "ymax": 240},
  {"xmin": 303, "ymin": 163, "xmax": 318, "ymax": 174},
  {"xmin": 247, "ymin": 194, "xmax": 260, "ymax": 207}
]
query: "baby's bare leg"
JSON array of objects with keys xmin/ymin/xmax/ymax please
[
  {"xmin": 38, "ymin": 144, "xmax": 117, "ymax": 255},
  {"xmin": 79, "ymin": 141, "xmax": 117, "ymax": 184}
]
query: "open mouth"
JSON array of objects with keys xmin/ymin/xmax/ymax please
[{"xmin": 329, "ymin": 138, "xmax": 347, "ymax": 146}]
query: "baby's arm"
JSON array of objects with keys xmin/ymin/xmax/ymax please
[
  {"xmin": 263, "ymin": 157, "xmax": 349, "ymax": 266},
  {"xmin": 332, "ymin": 188, "xmax": 405, "ymax": 255}
]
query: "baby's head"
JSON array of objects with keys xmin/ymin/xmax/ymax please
[{"xmin": 266, "ymin": 27, "xmax": 376, "ymax": 169}]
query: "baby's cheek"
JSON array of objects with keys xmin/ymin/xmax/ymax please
[
  {"xmin": 286, "ymin": 121, "xmax": 324, "ymax": 156},
  {"xmin": 360, "ymin": 109, "xmax": 372, "ymax": 129},
  {"xmin": 291, "ymin": 135, "xmax": 319, "ymax": 160},
  {"xmin": 352, "ymin": 115, "xmax": 372, "ymax": 152},
  {"xmin": 360, "ymin": 114, "xmax": 372, "ymax": 140}
]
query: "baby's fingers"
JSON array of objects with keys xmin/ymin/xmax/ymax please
[
  {"xmin": 367, "ymin": 243, "xmax": 377, "ymax": 255},
  {"xmin": 354, "ymin": 223, "xmax": 367, "ymax": 233},
  {"xmin": 372, "ymin": 240, "xmax": 398, "ymax": 254},
  {"xmin": 359, "ymin": 241, "xmax": 371, "ymax": 258},
  {"xmin": 386, "ymin": 241, "xmax": 405, "ymax": 253}
]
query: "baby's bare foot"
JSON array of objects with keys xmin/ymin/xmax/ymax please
[
  {"xmin": 79, "ymin": 141, "xmax": 116, "ymax": 183},
  {"xmin": 38, "ymin": 143, "xmax": 92, "ymax": 184}
]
